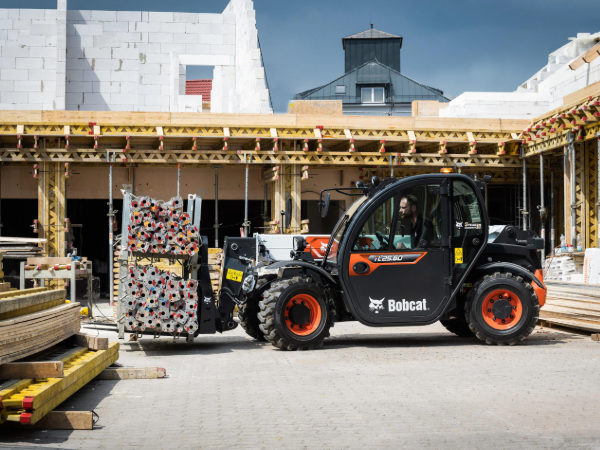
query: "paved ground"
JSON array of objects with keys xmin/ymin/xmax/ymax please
[{"xmin": 1, "ymin": 303, "xmax": 600, "ymax": 450}]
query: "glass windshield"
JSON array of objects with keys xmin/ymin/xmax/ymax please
[{"xmin": 323, "ymin": 196, "xmax": 367, "ymax": 265}]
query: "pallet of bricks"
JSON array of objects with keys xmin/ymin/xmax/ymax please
[
  {"xmin": 540, "ymin": 249, "xmax": 600, "ymax": 333},
  {"xmin": 0, "ymin": 288, "xmax": 118, "ymax": 426},
  {"xmin": 120, "ymin": 195, "xmax": 202, "ymax": 339}
]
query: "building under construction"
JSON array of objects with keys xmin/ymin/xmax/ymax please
[{"xmin": 0, "ymin": 1, "xmax": 598, "ymax": 304}]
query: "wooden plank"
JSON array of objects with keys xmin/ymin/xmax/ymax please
[
  {"xmin": 0, "ymin": 237, "xmax": 47, "ymax": 244},
  {"xmin": 71, "ymin": 332, "xmax": 108, "ymax": 351},
  {"xmin": 95, "ymin": 367, "xmax": 166, "ymax": 380},
  {"xmin": 27, "ymin": 411, "xmax": 93, "ymax": 430},
  {"xmin": 0, "ymin": 361, "xmax": 63, "ymax": 379},
  {"xmin": 26, "ymin": 257, "xmax": 73, "ymax": 265}
]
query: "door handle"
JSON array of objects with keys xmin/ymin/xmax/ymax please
[
  {"xmin": 472, "ymin": 238, "xmax": 481, "ymax": 246},
  {"xmin": 353, "ymin": 262, "xmax": 370, "ymax": 274}
]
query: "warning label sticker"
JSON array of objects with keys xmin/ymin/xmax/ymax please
[
  {"xmin": 455, "ymin": 248, "xmax": 464, "ymax": 264},
  {"xmin": 226, "ymin": 269, "xmax": 243, "ymax": 282}
]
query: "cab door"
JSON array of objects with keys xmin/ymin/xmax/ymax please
[{"xmin": 340, "ymin": 179, "xmax": 451, "ymax": 325}]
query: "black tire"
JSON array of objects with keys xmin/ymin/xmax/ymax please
[
  {"xmin": 439, "ymin": 318, "xmax": 474, "ymax": 337},
  {"xmin": 465, "ymin": 272, "xmax": 539, "ymax": 346},
  {"xmin": 258, "ymin": 277, "xmax": 331, "ymax": 351},
  {"xmin": 237, "ymin": 280, "xmax": 267, "ymax": 341}
]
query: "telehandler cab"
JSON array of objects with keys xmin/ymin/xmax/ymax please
[{"xmin": 220, "ymin": 173, "xmax": 547, "ymax": 351}]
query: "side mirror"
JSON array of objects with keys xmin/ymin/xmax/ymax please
[
  {"xmin": 483, "ymin": 175, "xmax": 492, "ymax": 184},
  {"xmin": 320, "ymin": 193, "xmax": 331, "ymax": 218}
]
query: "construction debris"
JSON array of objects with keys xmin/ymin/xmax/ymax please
[
  {"xmin": 127, "ymin": 196, "xmax": 200, "ymax": 257},
  {"xmin": 0, "ymin": 288, "xmax": 80, "ymax": 364}
]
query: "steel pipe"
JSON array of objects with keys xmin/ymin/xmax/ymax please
[{"xmin": 540, "ymin": 153, "xmax": 545, "ymax": 262}]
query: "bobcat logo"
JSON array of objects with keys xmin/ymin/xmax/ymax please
[
  {"xmin": 456, "ymin": 221, "xmax": 464, "ymax": 229},
  {"xmin": 203, "ymin": 296, "xmax": 212, "ymax": 304},
  {"xmin": 369, "ymin": 297, "xmax": 385, "ymax": 313}
]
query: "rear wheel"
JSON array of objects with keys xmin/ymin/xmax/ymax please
[
  {"xmin": 465, "ymin": 272, "xmax": 539, "ymax": 346},
  {"xmin": 258, "ymin": 277, "xmax": 331, "ymax": 351},
  {"xmin": 439, "ymin": 318, "xmax": 474, "ymax": 337}
]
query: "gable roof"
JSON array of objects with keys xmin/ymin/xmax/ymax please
[
  {"xmin": 342, "ymin": 27, "xmax": 402, "ymax": 49},
  {"xmin": 294, "ymin": 59, "xmax": 448, "ymax": 103}
]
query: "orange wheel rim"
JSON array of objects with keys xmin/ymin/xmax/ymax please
[
  {"xmin": 481, "ymin": 289, "xmax": 523, "ymax": 330},
  {"xmin": 285, "ymin": 294, "xmax": 322, "ymax": 336}
]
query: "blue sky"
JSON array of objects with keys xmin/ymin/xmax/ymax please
[{"xmin": 6, "ymin": 0, "xmax": 600, "ymax": 112}]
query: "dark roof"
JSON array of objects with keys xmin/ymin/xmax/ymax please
[
  {"xmin": 186, "ymin": 79, "xmax": 212, "ymax": 102},
  {"xmin": 343, "ymin": 27, "xmax": 402, "ymax": 49},
  {"xmin": 294, "ymin": 59, "xmax": 448, "ymax": 103}
]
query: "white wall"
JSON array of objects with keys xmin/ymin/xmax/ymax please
[
  {"xmin": 0, "ymin": 0, "xmax": 272, "ymax": 114},
  {"xmin": 441, "ymin": 32, "xmax": 600, "ymax": 119},
  {"xmin": 0, "ymin": 8, "xmax": 59, "ymax": 110}
]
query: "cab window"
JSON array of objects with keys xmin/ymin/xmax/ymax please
[
  {"xmin": 353, "ymin": 196, "xmax": 395, "ymax": 251},
  {"xmin": 392, "ymin": 185, "xmax": 442, "ymax": 250}
]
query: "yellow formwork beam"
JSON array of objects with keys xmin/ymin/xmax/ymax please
[
  {"xmin": 0, "ymin": 288, "xmax": 48, "ymax": 300},
  {"xmin": 0, "ymin": 343, "xmax": 119, "ymax": 425}
]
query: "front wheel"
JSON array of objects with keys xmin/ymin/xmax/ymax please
[
  {"xmin": 465, "ymin": 272, "xmax": 539, "ymax": 346},
  {"xmin": 258, "ymin": 277, "xmax": 331, "ymax": 351}
]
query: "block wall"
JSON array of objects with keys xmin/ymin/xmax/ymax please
[
  {"xmin": 0, "ymin": 8, "xmax": 59, "ymax": 110},
  {"xmin": 0, "ymin": 0, "xmax": 272, "ymax": 114}
]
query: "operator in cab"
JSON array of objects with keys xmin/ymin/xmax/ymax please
[{"xmin": 396, "ymin": 194, "xmax": 434, "ymax": 249}]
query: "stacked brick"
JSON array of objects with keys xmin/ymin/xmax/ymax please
[
  {"xmin": 127, "ymin": 196, "xmax": 200, "ymax": 257},
  {"xmin": 124, "ymin": 266, "xmax": 199, "ymax": 335}
]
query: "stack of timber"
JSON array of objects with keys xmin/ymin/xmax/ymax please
[
  {"xmin": 0, "ymin": 338, "xmax": 119, "ymax": 426},
  {"xmin": 539, "ymin": 281, "xmax": 600, "ymax": 332},
  {"xmin": 0, "ymin": 237, "xmax": 44, "ymax": 260},
  {"xmin": 208, "ymin": 249, "xmax": 224, "ymax": 294},
  {"xmin": 0, "ymin": 288, "xmax": 80, "ymax": 364}
]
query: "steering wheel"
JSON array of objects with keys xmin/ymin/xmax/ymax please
[{"xmin": 375, "ymin": 231, "xmax": 389, "ymax": 247}]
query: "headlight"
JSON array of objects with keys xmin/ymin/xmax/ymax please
[
  {"xmin": 241, "ymin": 274, "xmax": 256, "ymax": 294},
  {"xmin": 293, "ymin": 237, "xmax": 306, "ymax": 252}
]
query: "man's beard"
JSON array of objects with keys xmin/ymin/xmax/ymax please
[{"xmin": 401, "ymin": 212, "xmax": 411, "ymax": 220}]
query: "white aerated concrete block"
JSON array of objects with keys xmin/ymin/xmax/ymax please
[
  {"xmin": 91, "ymin": 10, "xmax": 116, "ymax": 22},
  {"xmin": 1, "ymin": 91, "xmax": 28, "ymax": 103},
  {"xmin": 1, "ymin": 69, "xmax": 28, "ymax": 80},
  {"xmin": 117, "ymin": 11, "xmax": 141, "ymax": 22},
  {"xmin": 16, "ymin": 58, "xmax": 43, "ymax": 69},
  {"xmin": 149, "ymin": 12, "xmax": 174, "ymax": 22},
  {"xmin": 14, "ymin": 80, "xmax": 41, "ymax": 91}
]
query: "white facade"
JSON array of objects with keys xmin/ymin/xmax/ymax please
[
  {"xmin": 442, "ymin": 32, "xmax": 600, "ymax": 119},
  {"xmin": 0, "ymin": 0, "xmax": 272, "ymax": 113}
]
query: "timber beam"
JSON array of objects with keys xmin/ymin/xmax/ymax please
[{"xmin": 0, "ymin": 112, "xmax": 529, "ymax": 168}]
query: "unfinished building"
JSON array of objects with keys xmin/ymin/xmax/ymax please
[{"xmin": 0, "ymin": 0, "xmax": 271, "ymax": 113}]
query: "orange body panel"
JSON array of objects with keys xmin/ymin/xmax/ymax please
[
  {"xmin": 533, "ymin": 269, "xmax": 547, "ymax": 307},
  {"xmin": 349, "ymin": 252, "xmax": 426, "ymax": 276}
]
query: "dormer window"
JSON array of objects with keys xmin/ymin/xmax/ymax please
[{"xmin": 361, "ymin": 87, "xmax": 385, "ymax": 104}]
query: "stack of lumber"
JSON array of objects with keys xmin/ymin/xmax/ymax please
[
  {"xmin": 540, "ymin": 281, "xmax": 600, "ymax": 332},
  {"xmin": 0, "ymin": 340, "xmax": 119, "ymax": 425},
  {"xmin": 0, "ymin": 288, "xmax": 80, "ymax": 364},
  {"xmin": 208, "ymin": 248, "xmax": 224, "ymax": 294},
  {"xmin": 0, "ymin": 237, "xmax": 44, "ymax": 260}
]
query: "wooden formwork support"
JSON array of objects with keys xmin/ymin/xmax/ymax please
[{"xmin": 37, "ymin": 162, "xmax": 66, "ymax": 259}]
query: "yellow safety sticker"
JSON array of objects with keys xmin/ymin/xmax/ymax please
[
  {"xmin": 455, "ymin": 248, "xmax": 464, "ymax": 264},
  {"xmin": 226, "ymin": 269, "xmax": 243, "ymax": 282}
]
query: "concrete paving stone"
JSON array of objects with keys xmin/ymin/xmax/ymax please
[{"xmin": 2, "ymin": 302, "xmax": 597, "ymax": 449}]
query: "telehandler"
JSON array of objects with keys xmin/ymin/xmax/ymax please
[{"xmin": 219, "ymin": 172, "xmax": 547, "ymax": 351}]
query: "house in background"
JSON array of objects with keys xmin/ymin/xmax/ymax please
[{"xmin": 294, "ymin": 25, "xmax": 449, "ymax": 116}]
